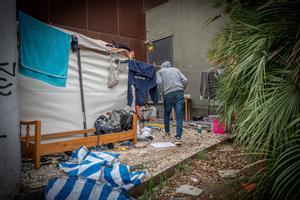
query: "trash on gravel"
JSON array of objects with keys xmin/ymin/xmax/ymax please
[
  {"xmin": 218, "ymin": 169, "xmax": 240, "ymax": 178},
  {"xmin": 176, "ymin": 184, "xmax": 203, "ymax": 196},
  {"xmin": 190, "ymin": 175, "xmax": 199, "ymax": 183},
  {"xmin": 151, "ymin": 142, "xmax": 176, "ymax": 148},
  {"xmin": 134, "ymin": 141, "xmax": 149, "ymax": 148},
  {"xmin": 21, "ymin": 127, "xmax": 227, "ymax": 192}
]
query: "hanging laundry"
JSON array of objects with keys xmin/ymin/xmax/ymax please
[
  {"xmin": 18, "ymin": 11, "xmax": 71, "ymax": 87},
  {"xmin": 127, "ymin": 60, "xmax": 159, "ymax": 106},
  {"xmin": 107, "ymin": 53, "xmax": 120, "ymax": 88},
  {"xmin": 200, "ymin": 68, "xmax": 223, "ymax": 100},
  {"xmin": 112, "ymin": 41, "xmax": 132, "ymax": 52},
  {"xmin": 199, "ymin": 71, "xmax": 209, "ymax": 100}
]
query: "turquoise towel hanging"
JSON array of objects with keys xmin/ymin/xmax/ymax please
[{"xmin": 19, "ymin": 11, "xmax": 71, "ymax": 87}]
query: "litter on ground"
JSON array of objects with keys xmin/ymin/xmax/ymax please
[
  {"xmin": 21, "ymin": 126, "xmax": 227, "ymax": 192},
  {"xmin": 176, "ymin": 184, "xmax": 203, "ymax": 196},
  {"xmin": 150, "ymin": 142, "xmax": 176, "ymax": 148},
  {"xmin": 218, "ymin": 169, "xmax": 240, "ymax": 178}
]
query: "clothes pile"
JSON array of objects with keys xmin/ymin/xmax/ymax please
[
  {"xmin": 94, "ymin": 110, "xmax": 134, "ymax": 135},
  {"xmin": 137, "ymin": 127, "xmax": 154, "ymax": 141},
  {"xmin": 46, "ymin": 146, "xmax": 145, "ymax": 199}
]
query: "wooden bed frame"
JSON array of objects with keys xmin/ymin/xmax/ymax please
[{"xmin": 20, "ymin": 114, "xmax": 137, "ymax": 169}]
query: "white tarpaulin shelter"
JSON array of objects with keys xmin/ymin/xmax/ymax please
[{"xmin": 19, "ymin": 28, "xmax": 130, "ymax": 134}]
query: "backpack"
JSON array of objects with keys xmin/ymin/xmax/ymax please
[
  {"xmin": 94, "ymin": 110, "xmax": 133, "ymax": 135},
  {"xmin": 94, "ymin": 115, "xmax": 112, "ymax": 135},
  {"xmin": 110, "ymin": 109, "xmax": 133, "ymax": 131},
  {"xmin": 119, "ymin": 110, "xmax": 133, "ymax": 131}
]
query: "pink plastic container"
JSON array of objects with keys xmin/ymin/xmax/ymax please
[{"xmin": 213, "ymin": 119, "xmax": 225, "ymax": 134}]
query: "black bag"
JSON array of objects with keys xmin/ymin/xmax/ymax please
[
  {"xmin": 94, "ymin": 110, "xmax": 133, "ymax": 135},
  {"xmin": 119, "ymin": 110, "xmax": 133, "ymax": 131},
  {"xmin": 109, "ymin": 109, "xmax": 133, "ymax": 131},
  {"xmin": 94, "ymin": 115, "xmax": 111, "ymax": 135}
]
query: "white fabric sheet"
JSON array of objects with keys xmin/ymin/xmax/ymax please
[{"xmin": 19, "ymin": 29, "xmax": 128, "ymax": 134}]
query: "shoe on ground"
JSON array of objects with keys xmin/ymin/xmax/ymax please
[
  {"xmin": 175, "ymin": 137, "xmax": 182, "ymax": 145},
  {"xmin": 161, "ymin": 129, "xmax": 170, "ymax": 138}
]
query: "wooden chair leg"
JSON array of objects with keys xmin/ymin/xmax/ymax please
[
  {"xmin": 184, "ymin": 98, "xmax": 188, "ymax": 121},
  {"xmin": 34, "ymin": 121, "xmax": 41, "ymax": 169}
]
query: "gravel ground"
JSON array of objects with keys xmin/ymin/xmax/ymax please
[
  {"xmin": 21, "ymin": 157, "xmax": 64, "ymax": 191},
  {"xmin": 150, "ymin": 143, "xmax": 253, "ymax": 200},
  {"xmin": 21, "ymin": 127, "xmax": 227, "ymax": 192}
]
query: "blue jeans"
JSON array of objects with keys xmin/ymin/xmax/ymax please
[{"xmin": 163, "ymin": 90, "xmax": 184, "ymax": 139}]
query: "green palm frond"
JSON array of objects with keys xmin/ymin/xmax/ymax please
[{"xmin": 208, "ymin": 0, "xmax": 300, "ymax": 199}]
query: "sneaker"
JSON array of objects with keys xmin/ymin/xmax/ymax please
[
  {"xmin": 161, "ymin": 129, "xmax": 170, "ymax": 138},
  {"xmin": 174, "ymin": 137, "xmax": 182, "ymax": 145}
]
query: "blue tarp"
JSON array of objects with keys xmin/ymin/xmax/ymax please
[
  {"xmin": 49, "ymin": 146, "xmax": 146, "ymax": 199},
  {"xmin": 46, "ymin": 177, "xmax": 129, "ymax": 200}
]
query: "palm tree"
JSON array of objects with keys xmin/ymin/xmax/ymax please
[{"xmin": 208, "ymin": 0, "xmax": 300, "ymax": 199}]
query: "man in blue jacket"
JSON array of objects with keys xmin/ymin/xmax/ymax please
[{"xmin": 156, "ymin": 61, "xmax": 188, "ymax": 145}]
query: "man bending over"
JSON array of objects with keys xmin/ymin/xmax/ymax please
[{"xmin": 156, "ymin": 61, "xmax": 188, "ymax": 145}]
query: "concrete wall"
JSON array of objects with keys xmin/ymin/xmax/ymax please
[
  {"xmin": 0, "ymin": 0, "xmax": 21, "ymax": 199},
  {"xmin": 146, "ymin": 0, "xmax": 224, "ymax": 116}
]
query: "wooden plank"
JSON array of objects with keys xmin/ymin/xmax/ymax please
[
  {"xmin": 185, "ymin": 98, "xmax": 188, "ymax": 121},
  {"xmin": 20, "ymin": 121, "xmax": 36, "ymax": 125},
  {"xmin": 40, "ymin": 131, "xmax": 135, "ymax": 156},
  {"xmin": 21, "ymin": 114, "xmax": 138, "ymax": 140},
  {"xmin": 41, "ymin": 114, "xmax": 137, "ymax": 140},
  {"xmin": 34, "ymin": 121, "xmax": 41, "ymax": 169},
  {"xmin": 21, "ymin": 127, "xmax": 123, "ymax": 140},
  {"xmin": 21, "ymin": 128, "xmax": 96, "ymax": 140},
  {"xmin": 41, "ymin": 128, "xmax": 96, "ymax": 140},
  {"xmin": 131, "ymin": 114, "xmax": 137, "ymax": 144}
]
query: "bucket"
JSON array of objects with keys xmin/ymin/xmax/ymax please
[{"xmin": 213, "ymin": 119, "xmax": 225, "ymax": 134}]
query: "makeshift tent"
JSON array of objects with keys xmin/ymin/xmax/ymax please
[{"xmin": 19, "ymin": 28, "xmax": 130, "ymax": 134}]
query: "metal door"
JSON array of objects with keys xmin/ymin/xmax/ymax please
[{"xmin": 147, "ymin": 35, "xmax": 173, "ymax": 66}]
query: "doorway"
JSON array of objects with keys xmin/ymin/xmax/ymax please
[{"xmin": 147, "ymin": 35, "xmax": 173, "ymax": 66}]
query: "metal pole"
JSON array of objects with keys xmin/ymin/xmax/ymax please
[{"xmin": 77, "ymin": 48, "xmax": 87, "ymax": 134}]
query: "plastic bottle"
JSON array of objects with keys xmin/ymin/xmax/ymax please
[{"xmin": 197, "ymin": 125, "xmax": 202, "ymax": 134}]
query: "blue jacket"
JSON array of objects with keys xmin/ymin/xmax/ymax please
[{"xmin": 127, "ymin": 60, "xmax": 158, "ymax": 106}]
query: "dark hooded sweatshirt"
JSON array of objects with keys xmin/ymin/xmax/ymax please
[{"xmin": 127, "ymin": 60, "xmax": 158, "ymax": 106}]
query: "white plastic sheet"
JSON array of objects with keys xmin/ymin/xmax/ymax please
[{"xmin": 19, "ymin": 29, "xmax": 129, "ymax": 134}]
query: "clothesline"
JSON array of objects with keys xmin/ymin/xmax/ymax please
[{"xmin": 78, "ymin": 44, "xmax": 130, "ymax": 57}]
